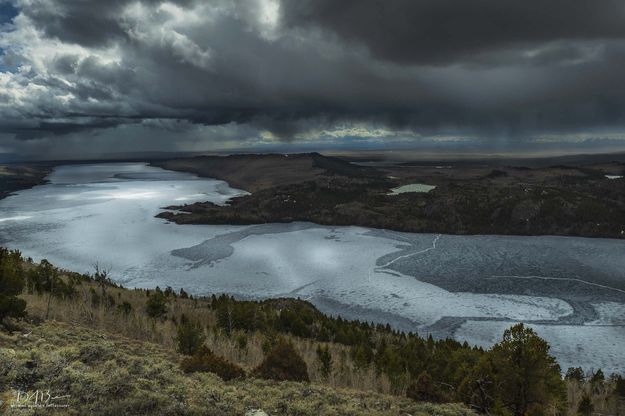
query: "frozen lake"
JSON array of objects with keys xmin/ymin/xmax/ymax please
[{"xmin": 1, "ymin": 163, "xmax": 624, "ymax": 374}]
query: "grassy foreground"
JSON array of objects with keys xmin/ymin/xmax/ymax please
[{"xmin": 0, "ymin": 321, "xmax": 473, "ymax": 416}]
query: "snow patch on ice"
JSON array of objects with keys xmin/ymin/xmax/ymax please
[{"xmin": 388, "ymin": 183, "xmax": 436, "ymax": 194}]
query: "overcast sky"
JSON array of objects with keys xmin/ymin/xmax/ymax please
[{"xmin": 2, "ymin": 0, "xmax": 625, "ymax": 160}]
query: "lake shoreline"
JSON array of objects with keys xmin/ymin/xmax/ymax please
[
  {"xmin": 153, "ymin": 153, "xmax": 625, "ymax": 240},
  {"xmin": 0, "ymin": 163, "xmax": 54, "ymax": 200}
]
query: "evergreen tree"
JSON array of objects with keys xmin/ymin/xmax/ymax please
[
  {"xmin": 175, "ymin": 314, "xmax": 205, "ymax": 355},
  {"xmin": 565, "ymin": 367, "xmax": 585, "ymax": 382},
  {"xmin": 590, "ymin": 369, "xmax": 605, "ymax": 394},
  {"xmin": 458, "ymin": 355, "xmax": 498, "ymax": 414},
  {"xmin": 26, "ymin": 259, "xmax": 55, "ymax": 294},
  {"xmin": 316, "ymin": 345, "xmax": 332, "ymax": 379},
  {"xmin": 0, "ymin": 248, "xmax": 27, "ymax": 325},
  {"xmin": 145, "ymin": 289, "xmax": 168, "ymax": 318},
  {"xmin": 590, "ymin": 369, "xmax": 605, "ymax": 384},
  {"xmin": 351, "ymin": 344, "xmax": 373, "ymax": 369},
  {"xmin": 489, "ymin": 323, "xmax": 565, "ymax": 416}
]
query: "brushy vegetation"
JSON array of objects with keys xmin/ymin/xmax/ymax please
[
  {"xmin": 1, "ymin": 248, "xmax": 624, "ymax": 415},
  {"xmin": 0, "ymin": 321, "xmax": 476, "ymax": 416},
  {"xmin": 407, "ymin": 371, "xmax": 442, "ymax": 404},
  {"xmin": 254, "ymin": 339, "xmax": 310, "ymax": 383},
  {"xmin": 180, "ymin": 345, "xmax": 245, "ymax": 381}
]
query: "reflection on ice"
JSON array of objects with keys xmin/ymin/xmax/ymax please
[
  {"xmin": 0, "ymin": 215, "xmax": 32, "ymax": 222},
  {"xmin": 93, "ymin": 190, "xmax": 163, "ymax": 200},
  {"xmin": 56, "ymin": 189, "xmax": 164, "ymax": 201},
  {"xmin": 174, "ymin": 193, "xmax": 210, "ymax": 201}
]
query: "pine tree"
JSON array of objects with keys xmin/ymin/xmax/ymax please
[
  {"xmin": 316, "ymin": 345, "xmax": 332, "ymax": 379},
  {"xmin": 145, "ymin": 289, "xmax": 168, "ymax": 318},
  {"xmin": 175, "ymin": 314, "xmax": 205, "ymax": 355},
  {"xmin": 565, "ymin": 367, "xmax": 585, "ymax": 382},
  {"xmin": 0, "ymin": 248, "xmax": 27, "ymax": 325},
  {"xmin": 489, "ymin": 323, "xmax": 566, "ymax": 416},
  {"xmin": 590, "ymin": 369, "xmax": 605, "ymax": 384}
]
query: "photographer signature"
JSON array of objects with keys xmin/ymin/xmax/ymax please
[{"xmin": 9, "ymin": 389, "xmax": 71, "ymax": 409}]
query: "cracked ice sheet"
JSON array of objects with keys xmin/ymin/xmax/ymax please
[
  {"xmin": 587, "ymin": 302, "xmax": 625, "ymax": 325},
  {"xmin": 455, "ymin": 321, "xmax": 625, "ymax": 374},
  {"xmin": 200, "ymin": 229, "xmax": 574, "ymax": 327}
]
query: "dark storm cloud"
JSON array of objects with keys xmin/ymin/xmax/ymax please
[
  {"xmin": 2, "ymin": 0, "xmax": 625, "ymax": 158},
  {"xmin": 21, "ymin": 1, "xmax": 128, "ymax": 46},
  {"xmin": 282, "ymin": 0, "xmax": 625, "ymax": 65}
]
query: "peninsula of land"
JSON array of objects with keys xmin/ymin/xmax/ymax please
[{"xmin": 154, "ymin": 152, "xmax": 625, "ymax": 239}]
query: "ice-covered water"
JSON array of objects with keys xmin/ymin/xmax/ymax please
[{"xmin": 1, "ymin": 163, "xmax": 624, "ymax": 374}]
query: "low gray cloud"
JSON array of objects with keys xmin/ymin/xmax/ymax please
[{"xmin": 1, "ymin": 0, "xmax": 625, "ymax": 158}]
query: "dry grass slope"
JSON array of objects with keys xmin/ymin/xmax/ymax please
[
  {"xmin": 0, "ymin": 321, "xmax": 475, "ymax": 416},
  {"xmin": 18, "ymin": 279, "xmax": 393, "ymax": 394}
]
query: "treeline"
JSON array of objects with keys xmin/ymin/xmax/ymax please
[
  {"xmin": 3, "ymin": 247, "xmax": 625, "ymax": 415},
  {"xmin": 175, "ymin": 293, "xmax": 569, "ymax": 415},
  {"xmin": 0, "ymin": 247, "xmax": 98, "ymax": 322},
  {"xmin": 1, "ymin": 248, "xmax": 83, "ymax": 322}
]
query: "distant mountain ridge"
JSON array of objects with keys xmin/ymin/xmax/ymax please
[{"xmin": 151, "ymin": 152, "xmax": 378, "ymax": 192}]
